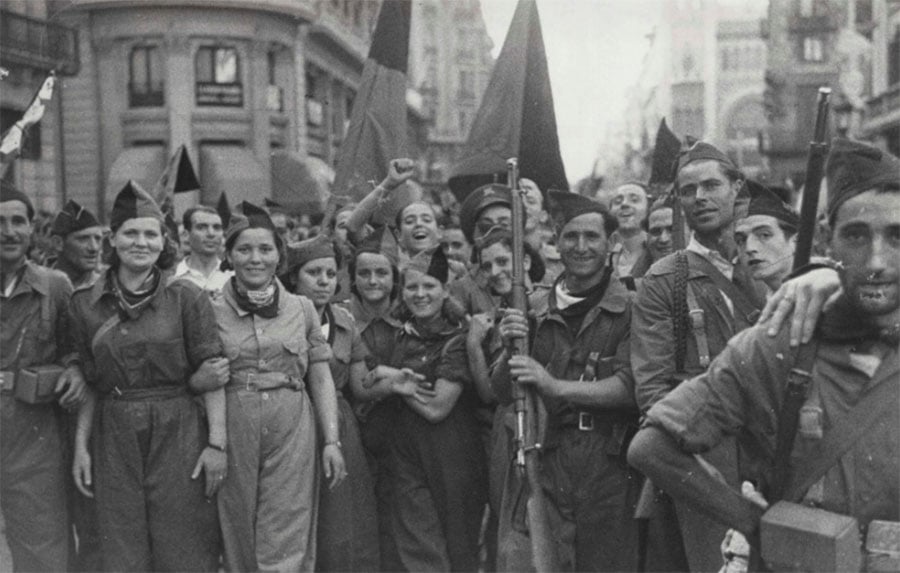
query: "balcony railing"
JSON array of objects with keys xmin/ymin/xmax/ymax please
[
  {"xmin": 129, "ymin": 81, "xmax": 165, "ymax": 108},
  {"xmin": 0, "ymin": 9, "xmax": 79, "ymax": 75}
]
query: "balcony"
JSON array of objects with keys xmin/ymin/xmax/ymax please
[
  {"xmin": 129, "ymin": 81, "xmax": 165, "ymax": 108},
  {"xmin": 0, "ymin": 9, "xmax": 79, "ymax": 75}
]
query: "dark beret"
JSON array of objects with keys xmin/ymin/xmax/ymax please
[{"xmin": 825, "ymin": 138, "xmax": 900, "ymax": 218}]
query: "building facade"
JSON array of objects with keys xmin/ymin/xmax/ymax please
[
  {"xmin": 761, "ymin": 0, "xmax": 882, "ymax": 187},
  {"xmin": 619, "ymin": 0, "xmax": 767, "ymax": 184},
  {"xmin": 860, "ymin": 0, "xmax": 899, "ymax": 155},
  {"xmin": 0, "ymin": 0, "xmax": 79, "ymax": 213},
  {"xmin": 408, "ymin": 0, "xmax": 494, "ymax": 188}
]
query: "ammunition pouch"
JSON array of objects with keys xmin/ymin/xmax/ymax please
[{"xmin": 1, "ymin": 365, "xmax": 64, "ymax": 404}]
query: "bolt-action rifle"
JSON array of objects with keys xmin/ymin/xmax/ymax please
[{"xmin": 507, "ymin": 158, "xmax": 557, "ymax": 572}]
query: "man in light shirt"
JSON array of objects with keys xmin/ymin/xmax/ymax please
[{"xmin": 172, "ymin": 206, "xmax": 231, "ymax": 292}]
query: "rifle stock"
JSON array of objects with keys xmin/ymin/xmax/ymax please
[
  {"xmin": 793, "ymin": 87, "xmax": 831, "ymax": 270},
  {"xmin": 507, "ymin": 158, "xmax": 557, "ymax": 572}
]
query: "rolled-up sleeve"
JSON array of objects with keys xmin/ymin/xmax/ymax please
[
  {"xmin": 302, "ymin": 297, "xmax": 333, "ymax": 364},
  {"xmin": 181, "ymin": 285, "xmax": 224, "ymax": 368}
]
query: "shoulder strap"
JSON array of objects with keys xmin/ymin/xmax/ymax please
[
  {"xmin": 673, "ymin": 251, "xmax": 689, "ymax": 374},
  {"xmin": 770, "ymin": 340, "xmax": 818, "ymax": 501},
  {"xmin": 685, "ymin": 283, "xmax": 711, "ymax": 368},
  {"xmin": 784, "ymin": 362, "xmax": 898, "ymax": 502},
  {"xmin": 684, "ymin": 250, "xmax": 762, "ymax": 324}
]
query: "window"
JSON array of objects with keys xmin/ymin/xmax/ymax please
[
  {"xmin": 801, "ymin": 36, "xmax": 824, "ymax": 62},
  {"xmin": 797, "ymin": 0, "xmax": 826, "ymax": 17},
  {"xmin": 195, "ymin": 46, "xmax": 242, "ymax": 106},
  {"xmin": 129, "ymin": 45, "xmax": 164, "ymax": 107}
]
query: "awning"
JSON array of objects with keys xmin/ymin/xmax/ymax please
[
  {"xmin": 199, "ymin": 145, "xmax": 269, "ymax": 206},
  {"xmin": 105, "ymin": 145, "xmax": 166, "ymax": 216},
  {"xmin": 270, "ymin": 150, "xmax": 334, "ymax": 215}
]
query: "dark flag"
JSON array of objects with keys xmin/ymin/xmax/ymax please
[
  {"xmin": 332, "ymin": 0, "xmax": 411, "ymax": 208},
  {"xmin": 447, "ymin": 0, "xmax": 567, "ymax": 200},
  {"xmin": 152, "ymin": 144, "xmax": 201, "ymax": 237},
  {"xmin": 648, "ymin": 118, "xmax": 681, "ymax": 187},
  {"xmin": 217, "ymin": 192, "xmax": 232, "ymax": 229}
]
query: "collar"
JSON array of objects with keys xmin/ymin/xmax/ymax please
[
  {"xmin": 5, "ymin": 261, "xmax": 48, "ymax": 298},
  {"xmin": 223, "ymin": 277, "xmax": 289, "ymax": 317},
  {"xmin": 687, "ymin": 234, "xmax": 734, "ymax": 279},
  {"xmin": 90, "ymin": 267, "xmax": 167, "ymax": 311},
  {"xmin": 549, "ymin": 271, "xmax": 629, "ymax": 315},
  {"xmin": 348, "ymin": 295, "xmax": 401, "ymax": 331},
  {"xmin": 176, "ymin": 257, "xmax": 223, "ymax": 278},
  {"xmin": 328, "ymin": 302, "xmax": 355, "ymax": 334}
]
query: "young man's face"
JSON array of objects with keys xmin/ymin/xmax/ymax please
[
  {"xmin": 61, "ymin": 226, "xmax": 104, "ymax": 273},
  {"xmin": 558, "ymin": 212, "xmax": 608, "ymax": 281},
  {"xmin": 187, "ymin": 211, "xmax": 224, "ymax": 257},
  {"xmin": 647, "ymin": 207, "xmax": 674, "ymax": 260},
  {"xmin": 677, "ymin": 160, "xmax": 741, "ymax": 235},
  {"xmin": 734, "ymin": 214, "xmax": 795, "ymax": 286},
  {"xmin": 0, "ymin": 200, "xmax": 32, "ymax": 266},
  {"xmin": 610, "ymin": 184, "xmax": 649, "ymax": 233},
  {"xmin": 830, "ymin": 189, "xmax": 900, "ymax": 324},
  {"xmin": 475, "ymin": 205, "xmax": 512, "ymax": 241},
  {"xmin": 441, "ymin": 228, "xmax": 471, "ymax": 265}
]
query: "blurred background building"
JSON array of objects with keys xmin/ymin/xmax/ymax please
[{"xmin": 1, "ymin": 0, "xmax": 494, "ymax": 221}]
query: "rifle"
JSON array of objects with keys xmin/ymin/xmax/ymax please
[
  {"xmin": 793, "ymin": 87, "xmax": 831, "ymax": 270},
  {"xmin": 507, "ymin": 158, "xmax": 557, "ymax": 572}
]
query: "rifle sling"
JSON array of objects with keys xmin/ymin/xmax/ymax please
[
  {"xmin": 684, "ymin": 251, "xmax": 762, "ymax": 325},
  {"xmin": 783, "ymin": 359, "xmax": 898, "ymax": 503},
  {"xmin": 770, "ymin": 341, "xmax": 817, "ymax": 501}
]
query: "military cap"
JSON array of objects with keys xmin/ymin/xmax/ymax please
[
  {"xmin": 0, "ymin": 180, "xmax": 35, "ymax": 220},
  {"xmin": 284, "ymin": 234, "xmax": 337, "ymax": 276},
  {"xmin": 355, "ymin": 225, "xmax": 399, "ymax": 267},
  {"xmin": 52, "ymin": 200, "xmax": 101, "ymax": 237},
  {"xmin": 744, "ymin": 180, "xmax": 799, "ymax": 230},
  {"xmin": 459, "ymin": 184, "xmax": 513, "ymax": 242},
  {"xmin": 109, "ymin": 180, "xmax": 164, "ymax": 232},
  {"xmin": 675, "ymin": 140, "xmax": 736, "ymax": 174},
  {"xmin": 402, "ymin": 246, "xmax": 449, "ymax": 284},
  {"xmin": 546, "ymin": 189, "xmax": 606, "ymax": 229},
  {"xmin": 825, "ymin": 138, "xmax": 900, "ymax": 218},
  {"xmin": 224, "ymin": 201, "xmax": 276, "ymax": 247}
]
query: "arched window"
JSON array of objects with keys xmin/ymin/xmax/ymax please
[
  {"xmin": 195, "ymin": 46, "xmax": 242, "ymax": 106},
  {"xmin": 129, "ymin": 45, "xmax": 164, "ymax": 107}
]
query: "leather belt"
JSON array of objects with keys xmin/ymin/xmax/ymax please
[
  {"xmin": 227, "ymin": 371, "xmax": 301, "ymax": 393},
  {"xmin": 555, "ymin": 411, "xmax": 616, "ymax": 434},
  {"xmin": 104, "ymin": 385, "xmax": 186, "ymax": 401}
]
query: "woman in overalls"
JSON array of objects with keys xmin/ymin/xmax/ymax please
[
  {"xmin": 202, "ymin": 202, "xmax": 346, "ymax": 572},
  {"xmin": 70, "ymin": 181, "xmax": 225, "ymax": 571}
]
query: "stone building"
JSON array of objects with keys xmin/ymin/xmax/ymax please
[
  {"xmin": 0, "ymin": 0, "xmax": 79, "ymax": 213},
  {"xmin": 619, "ymin": 0, "xmax": 767, "ymax": 183}
]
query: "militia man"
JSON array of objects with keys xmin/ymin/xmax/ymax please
[
  {"xmin": 734, "ymin": 181, "xmax": 799, "ymax": 295},
  {"xmin": 629, "ymin": 138, "xmax": 899, "ymax": 571},
  {"xmin": 172, "ymin": 205, "xmax": 231, "ymax": 292},
  {"xmin": 1, "ymin": 181, "xmax": 87, "ymax": 571},
  {"xmin": 493, "ymin": 191, "xmax": 640, "ymax": 571},
  {"xmin": 49, "ymin": 199, "xmax": 104, "ymax": 291}
]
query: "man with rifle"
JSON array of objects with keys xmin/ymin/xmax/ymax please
[
  {"xmin": 629, "ymin": 138, "xmax": 900, "ymax": 571},
  {"xmin": 631, "ymin": 140, "xmax": 768, "ymax": 571},
  {"xmin": 492, "ymin": 190, "xmax": 640, "ymax": 571}
]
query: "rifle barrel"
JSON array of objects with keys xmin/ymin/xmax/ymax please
[{"xmin": 793, "ymin": 87, "xmax": 831, "ymax": 271}]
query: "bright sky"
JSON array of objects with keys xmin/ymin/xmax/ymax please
[{"xmin": 479, "ymin": 0, "xmax": 658, "ymax": 184}]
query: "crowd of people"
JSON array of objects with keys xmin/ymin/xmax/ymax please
[{"xmin": 0, "ymin": 134, "xmax": 897, "ymax": 573}]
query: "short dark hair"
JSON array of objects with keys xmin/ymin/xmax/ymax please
[
  {"xmin": 394, "ymin": 201, "xmax": 437, "ymax": 229},
  {"xmin": 222, "ymin": 226, "xmax": 285, "ymax": 273},
  {"xmin": 348, "ymin": 250, "xmax": 400, "ymax": 302},
  {"xmin": 554, "ymin": 205, "xmax": 618, "ymax": 240},
  {"xmin": 182, "ymin": 206, "xmax": 220, "ymax": 231}
]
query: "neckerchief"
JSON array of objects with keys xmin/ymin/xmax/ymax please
[
  {"xmin": 231, "ymin": 277, "xmax": 279, "ymax": 318},
  {"xmin": 321, "ymin": 304, "xmax": 335, "ymax": 345},
  {"xmin": 551, "ymin": 267, "xmax": 612, "ymax": 334},
  {"xmin": 112, "ymin": 267, "xmax": 161, "ymax": 320}
]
